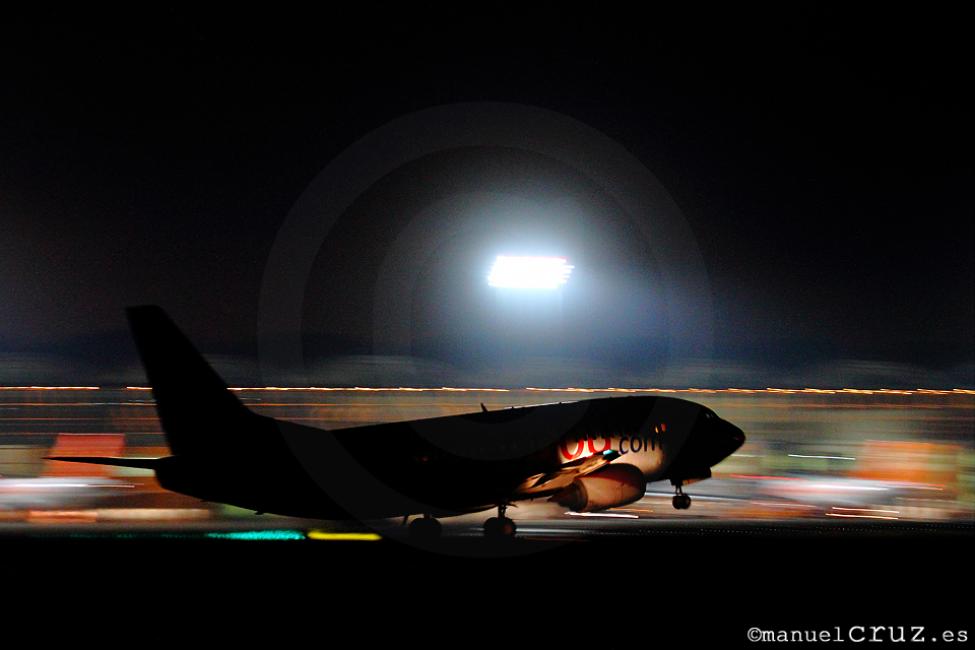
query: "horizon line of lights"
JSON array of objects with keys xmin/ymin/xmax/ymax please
[
  {"xmin": 0, "ymin": 386, "xmax": 101, "ymax": 391},
  {"xmin": 127, "ymin": 386, "xmax": 974, "ymax": 395},
  {"xmin": 0, "ymin": 386, "xmax": 972, "ymax": 395}
]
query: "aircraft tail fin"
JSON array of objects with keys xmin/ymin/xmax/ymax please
[{"xmin": 126, "ymin": 305, "xmax": 253, "ymax": 457}]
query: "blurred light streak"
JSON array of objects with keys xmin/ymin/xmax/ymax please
[
  {"xmin": 788, "ymin": 454, "xmax": 857, "ymax": 461},
  {"xmin": 0, "ymin": 480, "xmax": 110, "ymax": 489},
  {"xmin": 831, "ymin": 507, "xmax": 900, "ymax": 514},
  {"xmin": 92, "ymin": 508, "xmax": 209, "ymax": 520},
  {"xmin": 805, "ymin": 484, "xmax": 887, "ymax": 491},
  {"xmin": 566, "ymin": 511, "xmax": 639, "ymax": 519},
  {"xmin": 27, "ymin": 510, "xmax": 98, "ymax": 522},
  {"xmin": 306, "ymin": 531, "xmax": 382, "ymax": 541},
  {"xmin": 825, "ymin": 513, "xmax": 899, "ymax": 520}
]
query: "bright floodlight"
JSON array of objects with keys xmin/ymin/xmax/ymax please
[{"xmin": 487, "ymin": 255, "xmax": 574, "ymax": 289}]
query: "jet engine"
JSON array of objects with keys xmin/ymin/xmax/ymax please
[{"xmin": 552, "ymin": 463, "xmax": 645, "ymax": 512}]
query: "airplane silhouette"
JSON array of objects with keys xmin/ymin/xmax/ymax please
[{"xmin": 48, "ymin": 306, "xmax": 745, "ymax": 538}]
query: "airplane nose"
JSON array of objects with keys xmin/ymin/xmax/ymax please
[
  {"xmin": 712, "ymin": 420, "xmax": 745, "ymax": 465},
  {"xmin": 673, "ymin": 415, "xmax": 746, "ymax": 473},
  {"xmin": 727, "ymin": 422, "xmax": 745, "ymax": 451}
]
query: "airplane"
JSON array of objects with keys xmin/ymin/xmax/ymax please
[{"xmin": 47, "ymin": 306, "xmax": 745, "ymax": 539}]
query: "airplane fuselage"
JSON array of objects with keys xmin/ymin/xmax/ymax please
[{"xmin": 154, "ymin": 395, "xmax": 744, "ymax": 520}]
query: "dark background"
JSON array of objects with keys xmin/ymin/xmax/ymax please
[{"xmin": 1, "ymin": 6, "xmax": 971, "ymax": 386}]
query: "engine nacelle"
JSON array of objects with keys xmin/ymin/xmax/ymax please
[{"xmin": 552, "ymin": 463, "xmax": 645, "ymax": 512}]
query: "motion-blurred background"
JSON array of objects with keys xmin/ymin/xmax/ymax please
[{"xmin": 1, "ymin": 387, "xmax": 970, "ymax": 529}]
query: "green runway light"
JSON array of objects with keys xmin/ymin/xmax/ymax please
[{"xmin": 205, "ymin": 529, "xmax": 305, "ymax": 541}]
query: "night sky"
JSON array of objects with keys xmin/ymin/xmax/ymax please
[{"xmin": 1, "ymin": 7, "xmax": 971, "ymax": 386}]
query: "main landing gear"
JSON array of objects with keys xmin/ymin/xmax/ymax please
[
  {"xmin": 408, "ymin": 514, "xmax": 442, "ymax": 541},
  {"xmin": 406, "ymin": 503, "xmax": 518, "ymax": 541},
  {"xmin": 672, "ymin": 482, "xmax": 692, "ymax": 510},
  {"xmin": 483, "ymin": 503, "xmax": 517, "ymax": 538}
]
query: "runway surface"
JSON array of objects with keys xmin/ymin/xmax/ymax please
[{"xmin": 6, "ymin": 517, "xmax": 971, "ymax": 648}]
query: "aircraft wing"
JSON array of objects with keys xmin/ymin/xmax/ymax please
[{"xmin": 512, "ymin": 450, "xmax": 620, "ymax": 497}]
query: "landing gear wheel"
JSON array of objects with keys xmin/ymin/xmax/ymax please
[
  {"xmin": 484, "ymin": 516, "xmax": 499, "ymax": 536},
  {"xmin": 672, "ymin": 483, "xmax": 691, "ymax": 510},
  {"xmin": 499, "ymin": 517, "xmax": 516, "ymax": 536},
  {"xmin": 484, "ymin": 516, "xmax": 517, "ymax": 538},
  {"xmin": 483, "ymin": 502, "xmax": 517, "ymax": 538},
  {"xmin": 408, "ymin": 516, "xmax": 442, "ymax": 541}
]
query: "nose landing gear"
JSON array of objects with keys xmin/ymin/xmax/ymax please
[{"xmin": 672, "ymin": 482, "xmax": 692, "ymax": 510}]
